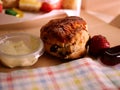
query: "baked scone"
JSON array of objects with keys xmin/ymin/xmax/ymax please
[
  {"xmin": 2, "ymin": 0, "xmax": 19, "ymax": 8},
  {"xmin": 40, "ymin": 16, "xmax": 90, "ymax": 59}
]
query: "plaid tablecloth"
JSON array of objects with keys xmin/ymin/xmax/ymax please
[{"xmin": 0, "ymin": 58, "xmax": 120, "ymax": 90}]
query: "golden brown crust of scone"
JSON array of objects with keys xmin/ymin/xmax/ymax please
[
  {"xmin": 40, "ymin": 16, "xmax": 89, "ymax": 59},
  {"xmin": 41, "ymin": 16, "xmax": 87, "ymax": 43}
]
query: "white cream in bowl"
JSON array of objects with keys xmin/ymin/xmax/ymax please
[{"xmin": 0, "ymin": 33, "xmax": 44, "ymax": 68}]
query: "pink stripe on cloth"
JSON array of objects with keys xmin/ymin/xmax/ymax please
[
  {"xmin": 47, "ymin": 67, "xmax": 60, "ymax": 90},
  {"xmin": 0, "ymin": 58, "xmax": 120, "ymax": 90}
]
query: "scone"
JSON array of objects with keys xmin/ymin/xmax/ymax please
[
  {"xmin": 2, "ymin": 0, "xmax": 19, "ymax": 8},
  {"xmin": 40, "ymin": 16, "xmax": 90, "ymax": 59}
]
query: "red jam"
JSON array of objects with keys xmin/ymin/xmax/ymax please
[{"xmin": 100, "ymin": 45, "xmax": 120, "ymax": 66}]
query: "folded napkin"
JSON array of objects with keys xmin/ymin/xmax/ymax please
[{"xmin": 0, "ymin": 58, "xmax": 120, "ymax": 90}]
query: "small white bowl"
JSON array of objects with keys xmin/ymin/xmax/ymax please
[{"xmin": 0, "ymin": 33, "xmax": 44, "ymax": 68}]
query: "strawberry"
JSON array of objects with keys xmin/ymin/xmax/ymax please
[
  {"xmin": 88, "ymin": 35, "xmax": 110, "ymax": 57},
  {"xmin": 0, "ymin": 0, "xmax": 3, "ymax": 13},
  {"xmin": 40, "ymin": 0, "xmax": 62, "ymax": 12},
  {"xmin": 40, "ymin": 2, "xmax": 53, "ymax": 12}
]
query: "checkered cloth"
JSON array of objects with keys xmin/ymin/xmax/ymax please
[{"xmin": 0, "ymin": 58, "xmax": 120, "ymax": 90}]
